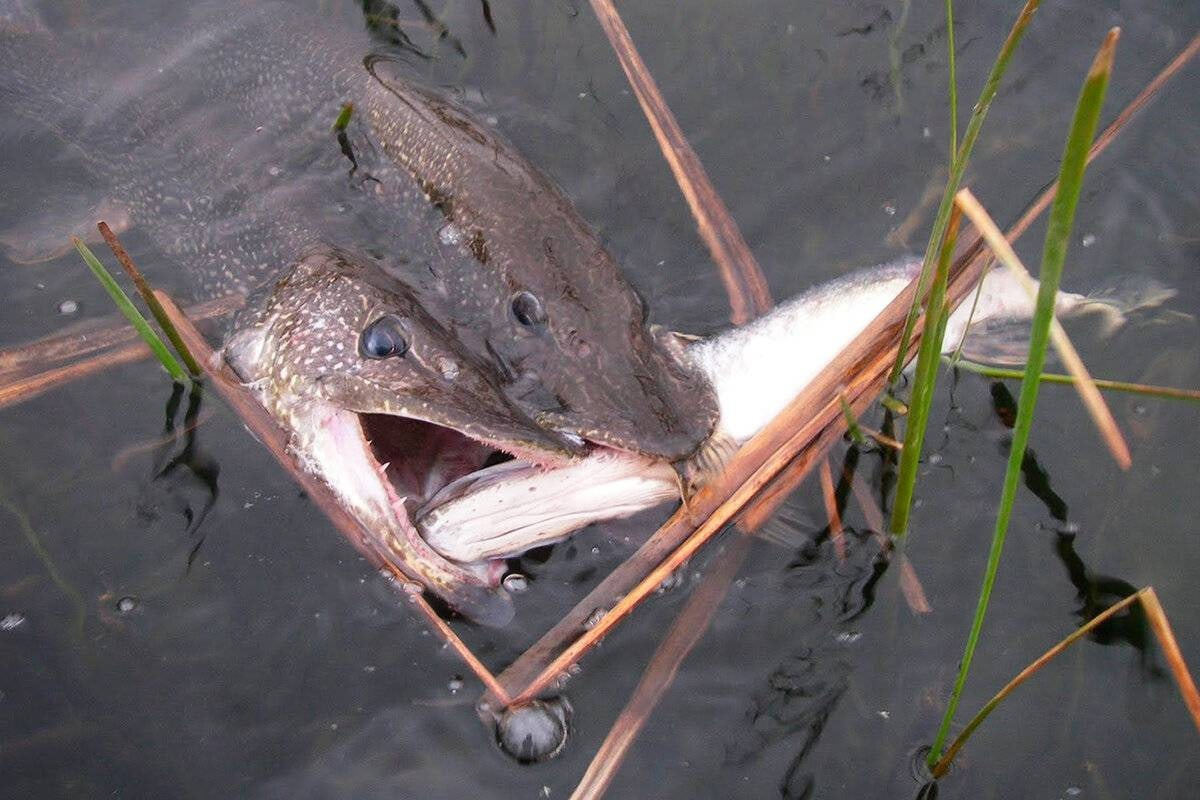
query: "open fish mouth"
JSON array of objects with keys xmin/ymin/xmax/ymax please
[{"xmin": 301, "ymin": 400, "xmax": 644, "ymax": 624}]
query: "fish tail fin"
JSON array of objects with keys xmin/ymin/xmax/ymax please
[
  {"xmin": 1067, "ymin": 275, "xmax": 1181, "ymax": 337},
  {"xmin": 947, "ymin": 270, "xmax": 1178, "ymax": 365}
]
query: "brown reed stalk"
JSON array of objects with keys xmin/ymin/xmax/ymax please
[
  {"xmin": 587, "ymin": 0, "xmax": 772, "ymax": 324},
  {"xmin": 0, "ymin": 340, "xmax": 151, "ymax": 409},
  {"xmin": 955, "ymin": 187, "xmax": 1131, "ymax": 468},
  {"xmin": 97, "ymin": 221, "xmax": 202, "ymax": 376},
  {"xmin": 568, "ymin": 534, "xmax": 752, "ymax": 800},
  {"xmin": 931, "ymin": 586, "xmax": 1200, "ymax": 776},
  {"xmin": 819, "ymin": 458, "xmax": 847, "ymax": 561},
  {"xmin": 0, "ymin": 294, "xmax": 241, "ymax": 380}
]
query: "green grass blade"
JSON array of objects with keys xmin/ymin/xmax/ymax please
[
  {"xmin": 839, "ymin": 394, "xmax": 866, "ymax": 445},
  {"xmin": 946, "ymin": 0, "xmax": 958, "ymax": 159},
  {"xmin": 889, "ymin": 0, "xmax": 1041, "ymax": 385},
  {"xmin": 890, "ymin": 210, "xmax": 959, "ymax": 536},
  {"xmin": 948, "ymin": 358, "xmax": 1200, "ymax": 404},
  {"xmin": 927, "ymin": 28, "xmax": 1120, "ymax": 768},
  {"xmin": 333, "ymin": 101, "xmax": 354, "ymax": 132},
  {"xmin": 72, "ymin": 237, "xmax": 189, "ymax": 384}
]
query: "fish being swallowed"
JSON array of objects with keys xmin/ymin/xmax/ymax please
[{"xmin": 417, "ymin": 258, "xmax": 1172, "ymax": 565}]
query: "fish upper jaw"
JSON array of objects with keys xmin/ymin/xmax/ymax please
[{"xmin": 530, "ymin": 326, "xmax": 719, "ymax": 461}]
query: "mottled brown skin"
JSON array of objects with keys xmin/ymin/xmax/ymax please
[{"xmin": 357, "ymin": 62, "xmax": 718, "ymax": 459}]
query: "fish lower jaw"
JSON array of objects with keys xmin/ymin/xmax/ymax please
[{"xmin": 285, "ymin": 400, "xmax": 511, "ymax": 619}]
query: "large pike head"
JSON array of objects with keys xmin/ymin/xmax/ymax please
[
  {"xmin": 359, "ymin": 62, "xmax": 719, "ymax": 459},
  {"xmin": 224, "ymin": 247, "xmax": 586, "ymax": 625}
]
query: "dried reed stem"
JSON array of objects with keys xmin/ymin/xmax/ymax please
[
  {"xmin": 0, "ymin": 340, "xmax": 150, "ymax": 409},
  {"xmin": 955, "ymin": 188, "xmax": 1131, "ymax": 468},
  {"xmin": 568, "ymin": 535, "xmax": 752, "ymax": 800},
  {"xmin": 587, "ymin": 0, "xmax": 772, "ymax": 324},
  {"xmin": 0, "ymin": 295, "xmax": 242, "ymax": 379},
  {"xmin": 1139, "ymin": 588, "xmax": 1200, "ymax": 735}
]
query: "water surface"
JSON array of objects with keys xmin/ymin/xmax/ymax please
[{"xmin": 1, "ymin": 1, "xmax": 1198, "ymax": 797}]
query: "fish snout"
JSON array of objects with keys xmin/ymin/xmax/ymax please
[{"xmin": 539, "ymin": 332, "xmax": 718, "ymax": 460}]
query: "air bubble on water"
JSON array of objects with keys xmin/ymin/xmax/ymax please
[
  {"xmin": 496, "ymin": 699, "xmax": 569, "ymax": 763},
  {"xmin": 590, "ymin": 545, "xmax": 600, "ymax": 556},
  {"xmin": 928, "ymin": 452, "xmax": 942, "ymax": 465},
  {"xmin": 58, "ymin": 299, "xmax": 79, "ymax": 315},
  {"xmin": 583, "ymin": 608, "xmax": 607, "ymax": 630},
  {"xmin": 657, "ymin": 570, "xmax": 684, "ymax": 594},
  {"xmin": 448, "ymin": 675, "xmax": 464, "ymax": 693},
  {"xmin": 503, "ymin": 573, "xmax": 529, "ymax": 593},
  {"xmin": 438, "ymin": 224, "xmax": 464, "ymax": 246},
  {"xmin": 268, "ymin": 165, "xmax": 281, "ymax": 176},
  {"xmin": 1, "ymin": 613, "xmax": 26, "ymax": 631},
  {"xmin": 883, "ymin": 202, "xmax": 897, "ymax": 217},
  {"xmin": 117, "ymin": 596, "xmax": 137, "ymax": 613},
  {"xmin": 1081, "ymin": 233, "xmax": 1096, "ymax": 248}
]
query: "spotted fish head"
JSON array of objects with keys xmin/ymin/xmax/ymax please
[{"xmin": 224, "ymin": 247, "xmax": 586, "ymax": 625}]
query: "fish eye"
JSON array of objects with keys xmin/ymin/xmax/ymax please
[
  {"xmin": 359, "ymin": 315, "xmax": 409, "ymax": 359},
  {"xmin": 511, "ymin": 291, "xmax": 547, "ymax": 328}
]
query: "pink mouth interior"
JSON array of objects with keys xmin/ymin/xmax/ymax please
[{"xmin": 360, "ymin": 414, "xmax": 510, "ymax": 506}]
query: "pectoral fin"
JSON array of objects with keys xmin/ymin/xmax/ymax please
[{"xmin": 0, "ymin": 197, "xmax": 132, "ymax": 264}]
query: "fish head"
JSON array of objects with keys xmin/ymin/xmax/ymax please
[
  {"xmin": 359, "ymin": 68, "xmax": 720, "ymax": 461},
  {"xmin": 224, "ymin": 247, "xmax": 586, "ymax": 625},
  {"xmin": 482, "ymin": 229, "xmax": 719, "ymax": 462},
  {"xmin": 494, "ymin": 231, "xmax": 710, "ymax": 460}
]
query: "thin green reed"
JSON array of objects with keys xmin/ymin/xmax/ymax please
[
  {"xmin": 888, "ymin": 0, "xmax": 1041, "ymax": 385},
  {"xmin": 927, "ymin": 30, "xmax": 1120, "ymax": 769},
  {"xmin": 890, "ymin": 210, "xmax": 959, "ymax": 536},
  {"xmin": 72, "ymin": 237, "xmax": 190, "ymax": 384},
  {"xmin": 945, "ymin": 0, "xmax": 957, "ymax": 158}
]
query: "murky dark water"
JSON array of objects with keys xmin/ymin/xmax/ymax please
[{"xmin": 2, "ymin": 1, "xmax": 1198, "ymax": 797}]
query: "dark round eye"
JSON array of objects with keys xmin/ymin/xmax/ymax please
[
  {"xmin": 511, "ymin": 291, "xmax": 547, "ymax": 328},
  {"xmin": 359, "ymin": 315, "xmax": 409, "ymax": 359}
]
